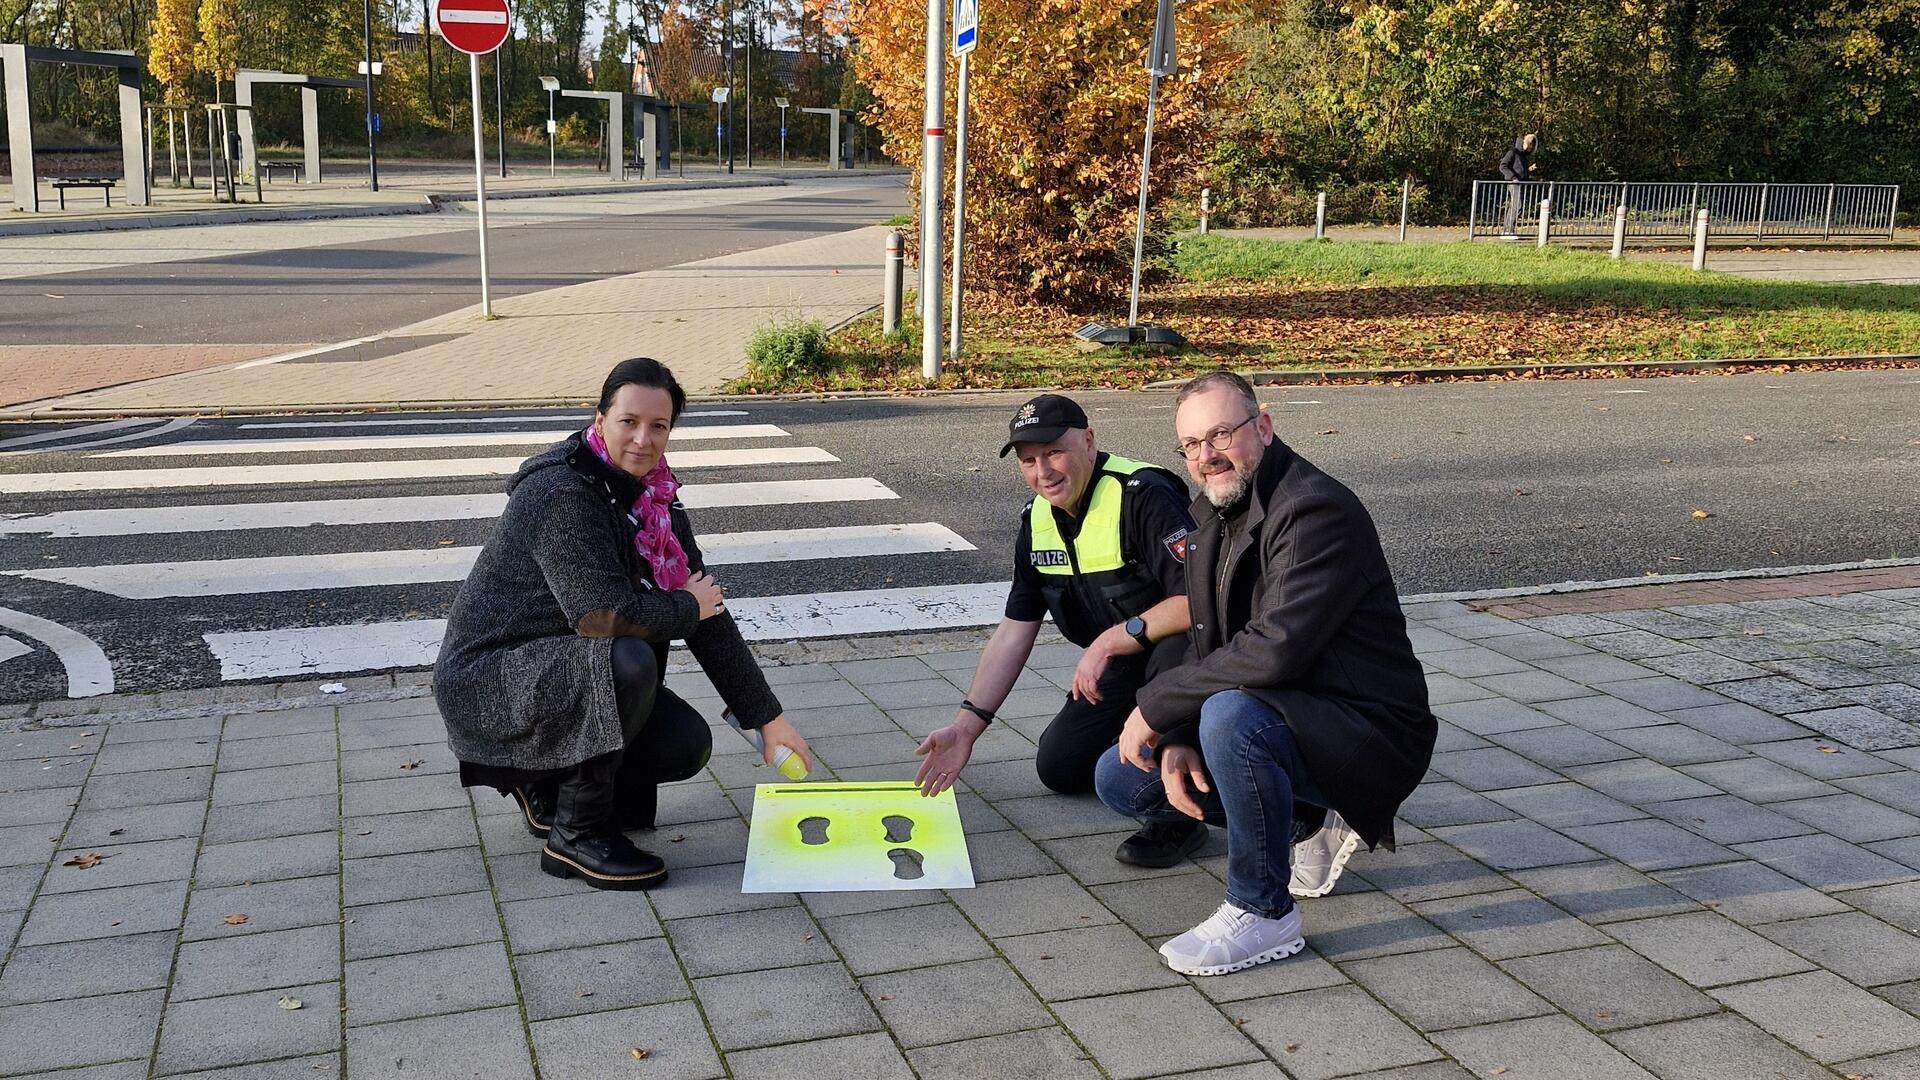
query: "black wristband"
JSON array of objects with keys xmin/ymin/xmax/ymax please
[{"xmin": 959, "ymin": 699, "xmax": 996, "ymax": 726}]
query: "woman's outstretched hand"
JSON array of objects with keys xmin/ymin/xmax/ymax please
[{"xmin": 682, "ymin": 571, "xmax": 726, "ymax": 620}]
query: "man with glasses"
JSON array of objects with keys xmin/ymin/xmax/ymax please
[
  {"xmin": 915, "ymin": 394, "xmax": 1207, "ymax": 868},
  {"xmin": 1096, "ymin": 370, "xmax": 1435, "ymax": 975}
]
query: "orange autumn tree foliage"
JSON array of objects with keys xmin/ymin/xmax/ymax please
[{"xmin": 829, "ymin": 0, "xmax": 1232, "ymax": 309}]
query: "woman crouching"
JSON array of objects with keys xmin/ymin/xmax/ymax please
[{"xmin": 435, "ymin": 358, "xmax": 813, "ymax": 890}]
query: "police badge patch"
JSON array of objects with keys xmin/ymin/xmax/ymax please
[{"xmin": 1162, "ymin": 529, "xmax": 1189, "ymax": 563}]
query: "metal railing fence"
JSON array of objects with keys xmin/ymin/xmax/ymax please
[{"xmin": 1469, "ymin": 181, "xmax": 1899, "ymax": 242}]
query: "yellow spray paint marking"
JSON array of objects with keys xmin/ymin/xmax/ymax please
[{"xmin": 741, "ymin": 782, "xmax": 975, "ymax": 893}]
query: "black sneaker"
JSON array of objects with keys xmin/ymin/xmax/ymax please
[{"xmin": 1114, "ymin": 819, "xmax": 1208, "ymax": 868}]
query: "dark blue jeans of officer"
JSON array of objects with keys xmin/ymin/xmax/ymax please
[{"xmin": 1093, "ymin": 689, "xmax": 1327, "ymax": 919}]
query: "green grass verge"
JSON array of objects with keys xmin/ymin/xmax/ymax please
[{"xmin": 725, "ymin": 238, "xmax": 1920, "ymax": 393}]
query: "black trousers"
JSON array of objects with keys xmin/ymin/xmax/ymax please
[
  {"xmin": 1036, "ymin": 635, "xmax": 1188, "ymax": 795},
  {"xmin": 609, "ymin": 639, "xmax": 712, "ymax": 830}
]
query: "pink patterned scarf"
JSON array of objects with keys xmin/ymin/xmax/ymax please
[{"xmin": 582, "ymin": 423, "xmax": 691, "ymax": 591}]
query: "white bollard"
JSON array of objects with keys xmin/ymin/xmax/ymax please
[
  {"xmin": 883, "ymin": 230, "xmax": 904, "ymax": 335},
  {"xmin": 1610, "ymin": 203, "xmax": 1627, "ymax": 260},
  {"xmin": 1199, "ymin": 187, "xmax": 1210, "ymax": 234},
  {"xmin": 1315, "ymin": 192, "xmax": 1327, "ymax": 240},
  {"xmin": 1399, "ymin": 178, "xmax": 1411, "ymax": 242},
  {"xmin": 1692, "ymin": 209, "xmax": 1709, "ymax": 271},
  {"xmin": 1536, "ymin": 198, "xmax": 1551, "ymax": 248}
]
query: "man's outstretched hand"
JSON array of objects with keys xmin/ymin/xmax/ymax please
[{"xmin": 913, "ymin": 723, "xmax": 976, "ymax": 797}]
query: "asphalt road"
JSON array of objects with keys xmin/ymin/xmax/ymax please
[
  {"xmin": 0, "ymin": 180, "xmax": 909, "ymax": 346},
  {"xmin": 0, "ymin": 367, "xmax": 1913, "ymax": 703}
]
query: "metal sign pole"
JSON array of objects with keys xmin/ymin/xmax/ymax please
[
  {"xmin": 920, "ymin": 0, "xmax": 947, "ymax": 379},
  {"xmin": 1126, "ymin": 71, "xmax": 1160, "ymax": 329},
  {"xmin": 495, "ymin": 56, "xmax": 507, "ymax": 179},
  {"xmin": 947, "ymin": 49, "xmax": 971, "ymax": 360},
  {"xmin": 1128, "ymin": 0, "xmax": 1175, "ymax": 330},
  {"xmin": 363, "ymin": 0, "xmax": 381, "ymax": 191},
  {"xmin": 470, "ymin": 54, "xmax": 494, "ymax": 317}
]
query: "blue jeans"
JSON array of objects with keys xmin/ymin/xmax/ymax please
[{"xmin": 1095, "ymin": 690, "xmax": 1326, "ymax": 919}]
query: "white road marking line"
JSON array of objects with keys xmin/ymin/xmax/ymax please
[
  {"xmin": 92, "ymin": 424, "xmax": 790, "ymax": 457},
  {"xmin": 699, "ymin": 522, "xmax": 973, "ymax": 564},
  {"xmin": 729, "ymin": 580, "xmax": 1008, "ymax": 640},
  {"xmin": 38, "ymin": 417, "xmax": 199, "ymax": 453},
  {"xmin": 233, "ymin": 337, "xmax": 383, "ymax": 370},
  {"xmin": 0, "ymin": 478, "xmax": 898, "ymax": 538},
  {"xmin": 681, "ymin": 477, "xmax": 898, "ymax": 509},
  {"xmin": 0, "ymin": 446, "xmax": 838, "ymax": 493},
  {"xmin": 0, "ymin": 607, "xmax": 114, "ymax": 697},
  {"xmin": 0, "ymin": 458, "xmax": 529, "ymax": 494},
  {"xmin": 16, "ymin": 548, "xmax": 482, "ymax": 599},
  {"xmin": 0, "ymin": 635, "xmax": 29, "ymax": 665},
  {"xmin": 203, "ymin": 581, "xmax": 1013, "ymax": 680},
  {"xmin": 0, "ymin": 418, "xmax": 155, "ymax": 453},
  {"xmin": 234, "ymin": 410, "xmax": 747, "ymax": 429},
  {"xmin": 14, "ymin": 523, "xmax": 970, "ymax": 598},
  {"xmin": 0, "ymin": 494, "xmax": 507, "ymax": 538},
  {"xmin": 207, "ymin": 619, "xmax": 447, "ymax": 681}
]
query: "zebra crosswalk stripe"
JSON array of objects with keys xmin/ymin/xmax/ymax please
[
  {"xmin": 13, "ymin": 523, "xmax": 976, "ymax": 599},
  {"xmin": 92, "ymin": 424, "xmax": 791, "ymax": 458},
  {"xmin": 0, "ymin": 446, "xmax": 839, "ymax": 494},
  {"xmin": 0, "ymin": 478, "xmax": 900, "ymax": 538},
  {"xmin": 202, "ymin": 581, "xmax": 1012, "ymax": 680}
]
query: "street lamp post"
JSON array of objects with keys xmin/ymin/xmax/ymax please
[
  {"xmin": 494, "ymin": 54, "xmax": 507, "ymax": 179},
  {"xmin": 724, "ymin": 0, "xmax": 735, "ymax": 173},
  {"xmin": 539, "ymin": 76, "xmax": 560, "ymax": 178},
  {"xmin": 775, "ymin": 96, "xmax": 789, "ymax": 166},
  {"xmin": 743, "ymin": 0, "xmax": 753, "ymax": 168},
  {"xmin": 362, "ymin": 0, "xmax": 379, "ymax": 191}
]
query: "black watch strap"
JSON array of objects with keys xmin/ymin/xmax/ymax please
[
  {"xmin": 1125, "ymin": 617, "xmax": 1153, "ymax": 651},
  {"xmin": 959, "ymin": 699, "xmax": 996, "ymax": 726}
]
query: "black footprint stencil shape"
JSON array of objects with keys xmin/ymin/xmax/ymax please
[
  {"xmin": 798, "ymin": 816, "xmax": 831, "ymax": 846},
  {"xmin": 882, "ymin": 815, "xmax": 915, "ymax": 844},
  {"xmin": 887, "ymin": 847, "xmax": 926, "ymax": 880}
]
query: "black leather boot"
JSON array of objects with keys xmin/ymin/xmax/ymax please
[
  {"xmin": 506, "ymin": 781, "xmax": 557, "ymax": 839},
  {"xmin": 615, "ymin": 778, "xmax": 659, "ymax": 833},
  {"xmin": 540, "ymin": 753, "xmax": 667, "ymax": 890}
]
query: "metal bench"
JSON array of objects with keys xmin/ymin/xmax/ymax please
[
  {"xmin": 50, "ymin": 176, "xmax": 116, "ymax": 209},
  {"xmin": 260, "ymin": 160, "xmax": 305, "ymax": 183}
]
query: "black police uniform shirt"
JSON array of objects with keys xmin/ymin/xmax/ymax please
[{"xmin": 1005, "ymin": 453, "xmax": 1194, "ymax": 629}]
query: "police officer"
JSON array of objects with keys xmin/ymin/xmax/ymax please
[{"xmin": 915, "ymin": 394, "xmax": 1206, "ymax": 867}]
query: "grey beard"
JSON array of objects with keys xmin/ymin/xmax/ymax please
[{"xmin": 1204, "ymin": 467, "xmax": 1255, "ymax": 509}]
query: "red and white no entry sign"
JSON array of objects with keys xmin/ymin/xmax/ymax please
[{"xmin": 435, "ymin": 0, "xmax": 511, "ymax": 56}]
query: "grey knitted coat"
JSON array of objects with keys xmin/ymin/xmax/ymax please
[{"xmin": 434, "ymin": 434, "xmax": 782, "ymax": 773}]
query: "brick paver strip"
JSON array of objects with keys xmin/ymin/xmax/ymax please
[{"xmin": 0, "ymin": 343, "xmax": 307, "ymax": 407}]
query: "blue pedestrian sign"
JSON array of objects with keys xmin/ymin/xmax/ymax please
[{"xmin": 953, "ymin": 0, "xmax": 978, "ymax": 55}]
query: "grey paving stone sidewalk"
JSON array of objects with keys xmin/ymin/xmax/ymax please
[{"xmin": 2, "ymin": 585, "xmax": 1919, "ymax": 1078}]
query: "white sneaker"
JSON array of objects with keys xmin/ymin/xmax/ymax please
[
  {"xmin": 1289, "ymin": 810, "xmax": 1360, "ymax": 898},
  {"xmin": 1158, "ymin": 902, "xmax": 1305, "ymax": 976}
]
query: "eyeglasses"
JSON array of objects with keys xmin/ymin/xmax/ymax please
[{"xmin": 1175, "ymin": 414, "xmax": 1257, "ymax": 460}]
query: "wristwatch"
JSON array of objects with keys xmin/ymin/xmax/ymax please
[{"xmin": 1124, "ymin": 616, "xmax": 1153, "ymax": 651}]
